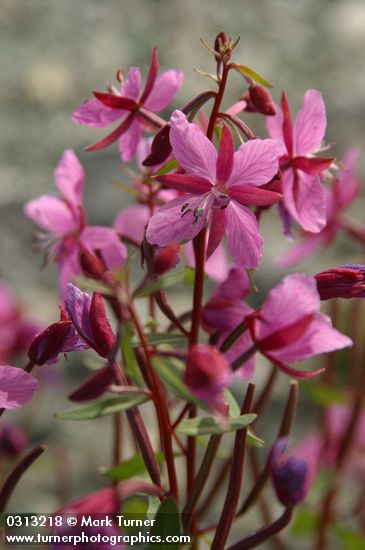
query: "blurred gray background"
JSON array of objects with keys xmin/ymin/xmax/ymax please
[{"xmin": 1, "ymin": 0, "xmax": 365, "ymax": 533}]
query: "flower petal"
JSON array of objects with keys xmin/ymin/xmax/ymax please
[
  {"xmin": 225, "ymin": 201, "xmax": 263, "ymax": 268},
  {"xmin": 144, "ymin": 70, "xmax": 184, "ymax": 112},
  {"xmin": 114, "ymin": 204, "xmax": 150, "ymax": 244},
  {"xmin": 269, "ymin": 313, "xmax": 352, "ymax": 364},
  {"xmin": 54, "ymin": 150, "xmax": 84, "ymax": 207},
  {"xmin": 283, "ymin": 170, "xmax": 326, "ymax": 233},
  {"xmin": 65, "ymin": 283, "xmax": 94, "ymax": 346},
  {"xmin": 266, "ymin": 101, "xmax": 284, "ymax": 142},
  {"xmin": 258, "ymin": 273, "xmax": 320, "ymax": 340},
  {"xmin": 169, "ymin": 110, "xmax": 217, "ymax": 181},
  {"xmin": 72, "ymin": 97, "xmax": 122, "ymax": 128},
  {"xmin": 120, "ymin": 67, "xmax": 142, "ymax": 101},
  {"xmin": 278, "ymin": 231, "xmax": 331, "ymax": 268},
  {"xmin": 24, "ymin": 196, "xmax": 76, "ymax": 234},
  {"xmin": 228, "ymin": 139, "xmax": 283, "ymax": 187},
  {"xmin": 139, "ymin": 49, "xmax": 158, "ymax": 105},
  {"xmin": 216, "ymin": 125, "xmax": 234, "ymax": 182},
  {"xmin": 156, "ymin": 174, "xmax": 212, "ymax": 194},
  {"xmin": 118, "ymin": 117, "xmax": 143, "ymax": 162},
  {"xmin": 229, "ymin": 185, "xmax": 282, "ymax": 206},
  {"xmin": 85, "ymin": 113, "xmax": 135, "ymax": 152},
  {"xmin": 0, "ymin": 366, "xmax": 38, "ymax": 409},
  {"xmin": 80, "ymin": 227, "xmax": 127, "ymax": 270},
  {"xmin": 206, "ymin": 208, "xmax": 226, "ymax": 259},
  {"xmin": 146, "ymin": 193, "xmax": 212, "ymax": 247},
  {"xmin": 293, "ymin": 90, "xmax": 327, "ymax": 155}
]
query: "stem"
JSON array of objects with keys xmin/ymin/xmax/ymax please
[
  {"xmin": 220, "ymin": 321, "xmax": 248, "ymax": 353},
  {"xmin": 238, "ymin": 381, "xmax": 298, "ymax": 516},
  {"xmin": 0, "ymin": 445, "xmax": 45, "ymax": 513},
  {"xmin": 197, "ymin": 458, "xmax": 231, "ymax": 519},
  {"xmin": 252, "ymin": 365, "xmax": 278, "ymax": 418},
  {"xmin": 112, "ymin": 361, "xmax": 161, "ymax": 487},
  {"xmin": 182, "ymin": 434, "xmax": 222, "ymax": 531},
  {"xmin": 211, "ymin": 383, "xmax": 255, "ymax": 550},
  {"xmin": 227, "ymin": 507, "xmax": 293, "ymax": 550},
  {"xmin": 127, "ymin": 299, "xmax": 179, "ymax": 500}
]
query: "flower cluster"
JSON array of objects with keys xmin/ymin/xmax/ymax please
[{"xmin": 2, "ymin": 32, "xmax": 365, "ymax": 550}]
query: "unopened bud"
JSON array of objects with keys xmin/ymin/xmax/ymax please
[
  {"xmin": 152, "ymin": 245, "xmax": 180, "ymax": 276},
  {"xmin": 80, "ymin": 250, "xmax": 106, "ymax": 279},
  {"xmin": 249, "ymin": 84, "xmax": 276, "ymax": 116},
  {"xmin": 315, "ymin": 265, "xmax": 365, "ymax": 300},
  {"xmin": 214, "ymin": 31, "xmax": 229, "ymax": 53},
  {"xmin": 185, "ymin": 345, "xmax": 231, "ymax": 404},
  {"xmin": 28, "ymin": 321, "xmax": 72, "ymax": 365},
  {"xmin": 270, "ymin": 437, "xmax": 309, "ymax": 507}
]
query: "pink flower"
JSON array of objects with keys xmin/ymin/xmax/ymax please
[
  {"xmin": 24, "ymin": 150, "xmax": 127, "ymax": 297},
  {"xmin": 245, "ymin": 274, "xmax": 352, "ymax": 378},
  {"xmin": 72, "ymin": 48, "xmax": 183, "ymax": 162},
  {"xmin": 267, "ymin": 90, "xmax": 334, "ymax": 233},
  {"xmin": 0, "ymin": 365, "xmax": 38, "ymax": 409},
  {"xmin": 184, "ymin": 344, "xmax": 232, "ymax": 414},
  {"xmin": 202, "ymin": 266, "xmax": 254, "ymax": 377},
  {"xmin": 279, "ymin": 149, "xmax": 360, "ymax": 267},
  {"xmin": 146, "ymin": 111, "xmax": 283, "ymax": 268},
  {"xmin": 0, "ymin": 283, "xmax": 39, "ymax": 364}
]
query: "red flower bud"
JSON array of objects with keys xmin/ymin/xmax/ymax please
[
  {"xmin": 214, "ymin": 31, "xmax": 229, "ymax": 53},
  {"xmin": 89, "ymin": 292, "xmax": 116, "ymax": 358},
  {"xmin": 315, "ymin": 265, "xmax": 365, "ymax": 300},
  {"xmin": 69, "ymin": 366, "xmax": 114, "ymax": 402},
  {"xmin": 152, "ymin": 245, "xmax": 180, "ymax": 276},
  {"xmin": 28, "ymin": 321, "xmax": 72, "ymax": 365},
  {"xmin": 248, "ymin": 84, "xmax": 276, "ymax": 116},
  {"xmin": 142, "ymin": 124, "xmax": 171, "ymax": 167},
  {"xmin": 79, "ymin": 250, "xmax": 106, "ymax": 279},
  {"xmin": 185, "ymin": 345, "xmax": 231, "ymax": 405}
]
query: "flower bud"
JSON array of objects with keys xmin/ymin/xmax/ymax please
[
  {"xmin": 28, "ymin": 321, "xmax": 73, "ymax": 365},
  {"xmin": 214, "ymin": 31, "xmax": 229, "ymax": 53},
  {"xmin": 0, "ymin": 424, "xmax": 27, "ymax": 458},
  {"xmin": 152, "ymin": 245, "xmax": 180, "ymax": 276},
  {"xmin": 184, "ymin": 345, "xmax": 231, "ymax": 404},
  {"xmin": 315, "ymin": 265, "xmax": 365, "ymax": 300},
  {"xmin": 270, "ymin": 437, "xmax": 309, "ymax": 507},
  {"xmin": 79, "ymin": 250, "xmax": 106, "ymax": 279},
  {"xmin": 89, "ymin": 292, "xmax": 116, "ymax": 358},
  {"xmin": 248, "ymin": 84, "xmax": 276, "ymax": 116}
]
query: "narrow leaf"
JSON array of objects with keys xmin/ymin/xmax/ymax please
[
  {"xmin": 136, "ymin": 272, "xmax": 184, "ymax": 297},
  {"xmin": 56, "ymin": 395, "xmax": 149, "ymax": 420},
  {"xmin": 149, "ymin": 498, "xmax": 181, "ymax": 550},
  {"xmin": 233, "ymin": 64, "xmax": 273, "ymax": 88},
  {"xmin": 177, "ymin": 414, "xmax": 256, "ymax": 436},
  {"xmin": 102, "ymin": 452, "xmax": 165, "ymax": 481},
  {"xmin": 121, "ymin": 325, "xmax": 144, "ymax": 386}
]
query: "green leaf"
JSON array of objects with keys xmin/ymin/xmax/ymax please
[
  {"xmin": 121, "ymin": 325, "xmax": 144, "ymax": 386},
  {"xmin": 233, "ymin": 64, "xmax": 273, "ymax": 88},
  {"xmin": 177, "ymin": 414, "xmax": 256, "ymax": 436},
  {"xmin": 121, "ymin": 496, "xmax": 149, "ymax": 536},
  {"xmin": 102, "ymin": 452, "xmax": 165, "ymax": 481},
  {"xmin": 224, "ymin": 390, "xmax": 240, "ymax": 417},
  {"xmin": 183, "ymin": 267, "xmax": 196, "ymax": 286},
  {"xmin": 290, "ymin": 507, "xmax": 318, "ymax": 538},
  {"xmin": 333, "ymin": 525, "xmax": 365, "ymax": 550},
  {"xmin": 309, "ymin": 384, "xmax": 347, "ymax": 407},
  {"xmin": 72, "ymin": 277, "xmax": 114, "ymax": 296},
  {"xmin": 154, "ymin": 159, "xmax": 179, "ymax": 176},
  {"xmin": 247, "ymin": 429, "xmax": 265, "ymax": 448},
  {"xmin": 152, "ymin": 357, "xmax": 204, "ymax": 407},
  {"xmin": 136, "ymin": 272, "xmax": 184, "ymax": 297},
  {"xmin": 131, "ymin": 333, "xmax": 186, "ymax": 348},
  {"xmin": 149, "ymin": 498, "xmax": 181, "ymax": 550},
  {"xmin": 56, "ymin": 395, "xmax": 149, "ymax": 420}
]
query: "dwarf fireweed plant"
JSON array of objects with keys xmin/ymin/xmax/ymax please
[{"xmin": 2, "ymin": 32, "xmax": 365, "ymax": 549}]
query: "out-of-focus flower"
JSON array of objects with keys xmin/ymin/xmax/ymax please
[
  {"xmin": 0, "ymin": 423, "xmax": 27, "ymax": 458},
  {"xmin": 270, "ymin": 437, "xmax": 310, "ymax": 507},
  {"xmin": 0, "ymin": 365, "xmax": 38, "ymax": 409},
  {"xmin": 279, "ymin": 149, "xmax": 360, "ymax": 267},
  {"xmin": 184, "ymin": 344, "xmax": 232, "ymax": 414},
  {"xmin": 24, "ymin": 150, "xmax": 127, "ymax": 298},
  {"xmin": 202, "ymin": 266, "xmax": 254, "ymax": 377},
  {"xmin": 147, "ymin": 111, "xmax": 283, "ymax": 268},
  {"xmin": 267, "ymin": 90, "xmax": 334, "ymax": 233},
  {"xmin": 315, "ymin": 264, "xmax": 365, "ymax": 300},
  {"xmin": 0, "ymin": 283, "xmax": 39, "ymax": 365},
  {"xmin": 72, "ymin": 48, "xmax": 183, "ymax": 162},
  {"xmin": 244, "ymin": 274, "xmax": 352, "ymax": 378}
]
